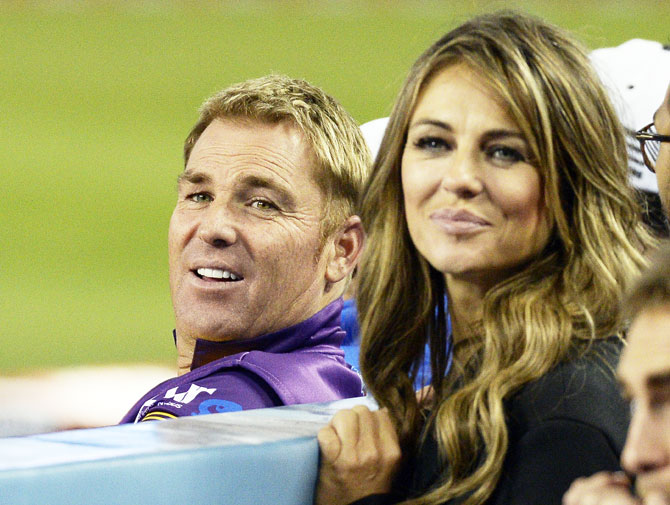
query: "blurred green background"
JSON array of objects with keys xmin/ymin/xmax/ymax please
[{"xmin": 2, "ymin": 0, "xmax": 668, "ymax": 372}]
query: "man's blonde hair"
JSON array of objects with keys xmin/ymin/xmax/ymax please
[{"xmin": 184, "ymin": 74, "xmax": 371, "ymax": 237}]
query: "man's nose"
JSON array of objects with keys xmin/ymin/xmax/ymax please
[
  {"xmin": 621, "ymin": 406, "xmax": 670, "ymax": 476},
  {"xmin": 196, "ymin": 201, "xmax": 238, "ymax": 247},
  {"xmin": 439, "ymin": 151, "xmax": 484, "ymax": 199}
]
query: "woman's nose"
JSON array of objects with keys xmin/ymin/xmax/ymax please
[{"xmin": 439, "ymin": 151, "xmax": 484, "ymax": 199}]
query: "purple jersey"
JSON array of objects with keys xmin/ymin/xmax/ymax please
[{"xmin": 120, "ymin": 299, "xmax": 364, "ymax": 423}]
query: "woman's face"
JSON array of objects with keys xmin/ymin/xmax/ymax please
[{"xmin": 402, "ymin": 64, "xmax": 551, "ymax": 288}]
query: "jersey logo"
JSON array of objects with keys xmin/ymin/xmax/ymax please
[
  {"xmin": 193, "ymin": 399, "xmax": 243, "ymax": 415},
  {"xmin": 164, "ymin": 384, "xmax": 216, "ymax": 404},
  {"xmin": 141, "ymin": 411, "xmax": 177, "ymax": 422}
]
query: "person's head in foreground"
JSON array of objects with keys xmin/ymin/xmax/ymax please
[
  {"xmin": 317, "ymin": 11, "xmax": 657, "ymax": 505},
  {"xmin": 172, "ymin": 74, "xmax": 370, "ymax": 374},
  {"xmin": 620, "ymin": 242, "xmax": 670, "ymax": 500},
  {"xmin": 564, "ymin": 242, "xmax": 670, "ymax": 505},
  {"xmin": 638, "ymin": 81, "xmax": 670, "ymax": 216}
]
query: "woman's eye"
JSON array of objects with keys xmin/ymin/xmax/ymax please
[
  {"xmin": 187, "ymin": 192, "xmax": 212, "ymax": 203},
  {"xmin": 414, "ymin": 136, "xmax": 450, "ymax": 152},
  {"xmin": 487, "ymin": 145, "xmax": 526, "ymax": 164}
]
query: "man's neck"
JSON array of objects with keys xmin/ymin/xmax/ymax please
[
  {"xmin": 176, "ymin": 333, "xmax": 198, "ymax": 376},
  {"xmin": 173, "ymin": 289, "xmax": 344, "ymax": 375}
]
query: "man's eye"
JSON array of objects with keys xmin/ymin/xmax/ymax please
[
  {"xmin": 250, "ymin": 199, "xmax": 277, "ymax": 211},
  {"xmin": 649, "ymin": 392, "xmax": 670, "ymax": 413},
  {"xmin": 187, "ymin": 193, "xmax": 212, "ymax": 203},
  {"xmin": 487, "ymin": 145, "xmax": 526, "ymax": 165},
  {"xmin": 414, "ymin": 136, "xmax": 450, "ymax": 151}
]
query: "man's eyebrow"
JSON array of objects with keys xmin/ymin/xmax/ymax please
[
  {"xmin": 647, "ymin": 370, "xmax": 670, "ymax": 389},
  {"xmin": 240, "ymin": 174, "xmax": 282, "ymax": 190},
  {"xmin": 177, "ymin": 171, "xmax": 212, "ymax": 185},
  {"xmin": 238, "ymin": 174, "xmax": 296, "ymax": 207}
]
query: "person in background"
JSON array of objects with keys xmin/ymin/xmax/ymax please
[
  {"xmin": 639, "ymin": 82, "xmax": 670, "ymax": 217},
  {"xmin": 591, "ymin": 39, "xmax": 670, "ymax": 236},
  {"xmin": 314, "ymin": 11, "xmax": 656, "ymax": 505},
  {"xmin": 121, "ymin": 75, "xmax": 369, "ymax": 423}
]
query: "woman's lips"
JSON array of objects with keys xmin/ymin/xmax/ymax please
[{"xmin": 430, "ymin": 209, "xmax": 491, "ymax": 234}]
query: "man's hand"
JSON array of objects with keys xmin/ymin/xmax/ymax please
[
  {"xmin": 564, "ymin": 472, "xmax": 638, "ymax": 505},
  {"xmin": 563, "ymin": 472, "xmax": 641, "ymax": 505},
  {"xmin": 315, "ymin": 405, "xmax": 401, "ymax": 505},
  {"xmin": 564, "ymin": 471, "xmax": 670, "ymax": 505}
]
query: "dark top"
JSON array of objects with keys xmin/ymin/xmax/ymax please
[{"xmin": 352, "ymin": 338, "xmax": 629, "ymax": 505}]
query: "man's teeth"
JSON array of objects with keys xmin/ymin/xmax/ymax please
[{"xmin": 197, "ymin": 268, "xmax": 240, "ymax": 281}]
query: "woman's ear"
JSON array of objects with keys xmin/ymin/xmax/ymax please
[{"xmin": 325, "ymin": 215, "xmax": 365, "ymax": 284}]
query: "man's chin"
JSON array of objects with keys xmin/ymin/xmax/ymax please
[{"xmin": 175, "ymin": 318, "xmax": 247, "ymax": 344}]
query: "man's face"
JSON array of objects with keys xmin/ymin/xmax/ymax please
[
  {"xmin": 654, "ymin": 84, "xmax": 670, "ymax": 212},
  {"xmin": 618, "ymin": 303, "xmax": 670, "ymax": 498},
  {"xmin": 169, "ymin": 118, "xmax": 332, "ymax": 343}
]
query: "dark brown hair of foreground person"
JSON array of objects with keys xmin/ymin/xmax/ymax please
[{"xmin": 356, "ymin": 11, "xmax": 656, "ymax": 505}]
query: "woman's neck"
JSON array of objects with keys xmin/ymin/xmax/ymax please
[{"xmin": 446, "ymin": 274, "xmax": 492, "ymax": 342}]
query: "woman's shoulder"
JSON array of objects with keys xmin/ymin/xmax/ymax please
[{"xmin": 506, "ymin": 337, "xmax": 628, "ymax": 441}]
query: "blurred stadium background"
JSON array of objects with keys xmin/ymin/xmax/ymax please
[{"xmin": 2, "ymin": 0, "xmax": 669, "ymax": 374}]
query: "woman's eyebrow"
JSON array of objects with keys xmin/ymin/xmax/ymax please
[
  {"xmin": 408, "ymin": 120, "xmax": 524, "ymax": 142},
  {"xmin": 408, "ymin": 118, "xmax": 452, "ymax": 131},
  {"xmin": 480, "ymin": 130, "xmax": 526, "ymax": 142}
]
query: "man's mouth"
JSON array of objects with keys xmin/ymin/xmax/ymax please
[{"xmin": 194, "ymin": 267, "xmax": 243, "ymax": 282}]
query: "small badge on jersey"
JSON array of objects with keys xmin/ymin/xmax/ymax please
[{"xmin": 193, "ymin": 399, "xmax": 243, "ymax": 415}]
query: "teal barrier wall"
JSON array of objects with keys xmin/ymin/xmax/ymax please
[{"xmin": 0, "ymin": 397, "xmax": 374, "ymax": 505}]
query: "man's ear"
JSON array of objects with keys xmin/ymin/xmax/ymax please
[{"xmin": 325, "ymin": 215, "xmax": 365, "ymax": 284}]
